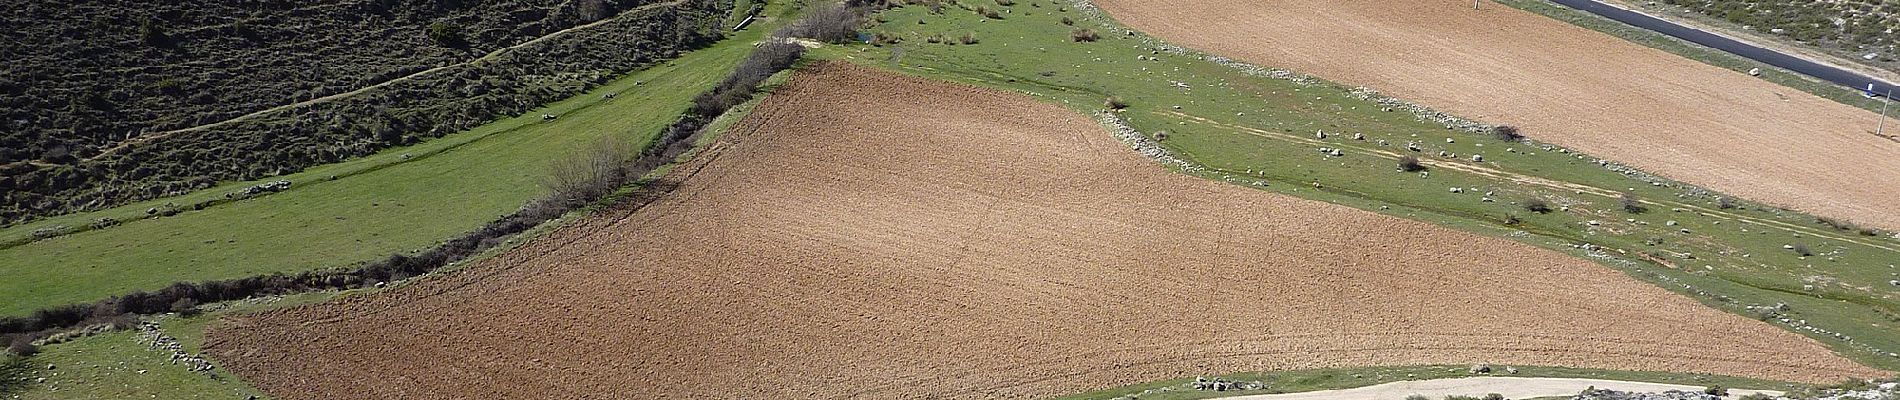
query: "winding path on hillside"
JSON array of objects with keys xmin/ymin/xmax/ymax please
[{"xmin": 1220, "ymin": 377, "xmax": 1779, "ymax": 400}]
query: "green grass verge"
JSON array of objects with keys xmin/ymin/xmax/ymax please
[
  {"xmin": 1053, "ymin": 365, "xmax": 1796, "ymax": 400},
  {"xmin": 836, "ymin": 0, "xmax": 1900, "ymax": 374},
  {"xmin": 1493, "ymin": 0, "xmax": 1890, "ymax": 115},
  {"xmin": 0, "ymin": 291, "xmax": 341, "ymax": 400},
  {"xmin": 0, "ymin": 3, "xmax": 798, "ymax": 316}
]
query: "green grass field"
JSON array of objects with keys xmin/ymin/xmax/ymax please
[
  {"xmin": 0, "ymin": 5, "xmax": 795, "ymax": 316},
  {"xmin": 8, "ymin": 0, "xmax": 1900, "ymax": 398},
  {"xmin": 0, "ymin": 292, "xmax": 344, "ymax": 399},
  {"xmin": 836, "ymin": 0, "xmax": 1900, "ymax": 375}
]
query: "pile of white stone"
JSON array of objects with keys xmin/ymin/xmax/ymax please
[
  {"xmin": 134, "ymin": 320, "xmax": 215, "ymax": 375},
  {"xmin": 1098, "ymin": 111, "xmax": 1199, "ymax": 174},
  {"xmin": 1573, "ymin": 388, "xmax": 1721, "ymax": 400}
]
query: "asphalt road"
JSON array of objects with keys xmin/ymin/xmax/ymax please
[{"xmin": 1548, "ymin": 0, "xmax": 1897, "ymax": 97}]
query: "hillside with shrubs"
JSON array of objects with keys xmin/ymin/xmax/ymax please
[
  {"xmin": 0, "ymin": 0, "xmax": 732, "ymax": 225},
  {"xmin": 1654, "ymin": 0, "xmax": 1899, "ymax": 70}
]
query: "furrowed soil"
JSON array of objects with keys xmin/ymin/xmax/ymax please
[
  {"xmin": 1092, "ymin": 0, "xmax": 1900, "ymax": 231},
  {"xmin": 206, "ymin": 62, "xmax": 1879, "ymax": 399}
]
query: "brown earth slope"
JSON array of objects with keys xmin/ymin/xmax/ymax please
[
  {"xmin": 207, "ymin": 62, "xmax": 1879, "ymax": 399},
  {"xmin": 1092, "ymin": 0, "xmax": 1900, "ymax": 231}
]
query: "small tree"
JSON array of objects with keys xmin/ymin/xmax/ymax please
[
  {"xmin": 1397, "ymin": 155, "xmax": 1426, "ymax": 172},
  {"xmin": 1791, "ymin": 244, "xmax": 1813, "ymax": 257},
  {"xmin": 1716, "ymin": 196, "xmax": 1736, "ymax": 209},
  {"xmin": 1060, "ymin": 16, "xmax": 1074, "ymax": 25},
  {"xmin": 1104, "ymin": 96, "xmax": 1128, "ymax": 110}
]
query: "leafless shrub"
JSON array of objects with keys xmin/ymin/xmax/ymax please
[
  {"xmin": 1792, "ymin": 244, "xmax": 1813, "ymax": 257},
  {"xmin": 777, "ymin": 3, "xmax": 864, "ymax": 43},
  {"xmin": 1490, "ymin": 125, "xmax": 1523, "ymax": 141},
  {"xmin": 1104, "ymin": 96, "xmax": 1128, "ymax": 110},
  {"xmin": 976, "ymin": 6, "xmax": 1002, "ymax": 19},
  {"xmin": 1716, "ymin": 196, "xmax": 1736, "ymax": 209},
  {"xmin": 1816, "ymin": 217, "xmax": 1858, "ymax": 231},
  {"xmin": 1070, "ymin": 28, "xmax": 1099, "ymax": 42},
  {"xmin": 958, "ymin": 32, "xmax": 979, "ymax": 45},
  {"xmin": 1523, "ymin": 198, "xmax": 1552, "ymax": 213},
  {"xmin": 1620, "ymin": 192, "xmax": 1647, "ymax": 214},
  {"xmin": 1397, "ymin": 155, "xmax": 1426, "ymax": 172},
  {"xmin": 1060, "ymin": 16, "xmax": 1074, "ymax": 25},
  {"xmin": 542, "ymin": 136, "xmax": 639, "ymax": 207},
  {"xmin": 872, "ymin": 31, "xmax": 902, "ymax": 46},
  {"xmin": 6, "ymin": 335, "xmax": 36, "ymax": 357}
]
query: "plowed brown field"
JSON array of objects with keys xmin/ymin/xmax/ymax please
[
  {"xmin": 1092, "ymin": 0, "xmax": 1900, "ymax": 231},
  {"xmin": 207, "ymin": 63, "xmax": 1879, "ymax": 399}
]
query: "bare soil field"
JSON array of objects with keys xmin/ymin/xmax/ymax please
[
  {"xmin": 1092, "ymin": 0, "xmax": 1900, "ymax": 231},
  {"xmin": 205, "ymin": 62, "xmax": 1878, "ymax": 399}
]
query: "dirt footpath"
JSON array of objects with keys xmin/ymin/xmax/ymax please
[
  {"xmin": 1092, "ymin": 0, "xmax": 1900, "ymax": 230},
  {"xmin": 206, "ymin": 62, "xmax": 1880, "ymax": 399},
  {"xmin": 1224, "ymin": 377, "xmax": 1778, "ymax": 400}
]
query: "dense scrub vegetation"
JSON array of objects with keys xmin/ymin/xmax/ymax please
[
  {"xmin": 0, "ymin": 30, "xmax": 816, "ymax": 357},
  {"xmin": 0, "ymin": 0, "xmax": 731, "ymax": 225},
  {"xmin": 1655, "ymin": 0, "xmax": 1898, "ymax": 67}
]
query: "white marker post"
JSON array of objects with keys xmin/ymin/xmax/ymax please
[
  {"xmin": 1880, "ymin": 88, "xmax": 1893, "ymax": 138},
  {"xmin": 1474, "ymin": 0, "xmax": 1482, "ymax": 10}
]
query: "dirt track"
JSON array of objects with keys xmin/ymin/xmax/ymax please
[
  {"xmin": 206, "ymin": 62, "xmax": 1879, "ymax": 399},
  {"xmin": 1091, "ymin": 0, "xmax": 1900, "ymax": 230},
  {"xmin": 1224, "ymin": 377, "xmax": 1779, "ymax": 400}
]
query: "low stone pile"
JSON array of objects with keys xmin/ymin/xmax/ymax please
[
  {"xmin": 1189, "ymin": 376, "xmax": 1266, "ymax": 392},
  {"xmin": 1573, "ymin": 388, "xmax": 1719, "ymax": 400},
  {"xmin": 242, "ymin": 180, "xmax": 293, "ymax": 195},
  {"xmin": 134, "ymin": 320, "xmax": 217, "ymax": 376},
  {"xmin": 1807, "ymin": 381, "xmax": 1898, "ymax": 400}
]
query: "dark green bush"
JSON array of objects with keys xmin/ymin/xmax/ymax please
[{"xmin": 428, "ymin": 21, "xmax": 466, "ymax": 47}]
